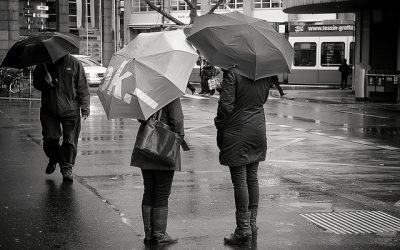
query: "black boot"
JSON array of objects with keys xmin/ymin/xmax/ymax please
[
  {"xmin": 142, "ymin": 205, "xmax": 154, "ymax": 244},
  {"xmin": 250, "ymin": 209, "xmax": 258, "ymax": 242},
  {"xmin": 152, "ymin": 207, "xmax": 178, "ymax": 245},
  {"xmin": 224, "ymin": 211, "xmax": 252, "ymax": 247}
]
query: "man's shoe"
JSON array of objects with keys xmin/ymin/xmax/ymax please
[
  {"xmin": 280, "ymin": 93, "xmax": 287, "ymax": 97},
  {"xmin": 61, "ymin": 167, "xmax": 73, "ymax": 183},
  {"xmin": 191, "ymin": 89, "xmax": 196, "ymax": 95},
  {"xmin": 45, "ymin": 161, "xmax": 57, "ymax": 174}
]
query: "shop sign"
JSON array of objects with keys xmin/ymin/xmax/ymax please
[
  {"xmin": 36, "ymin": 6, "xmax": 49, "ymax": 11},
  {"xmin": 33, "ymin": 13, "xmax": 49, "ymax": 18}
]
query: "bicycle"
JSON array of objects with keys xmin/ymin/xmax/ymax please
[{"xmin": 0, "ymin": 68, "xmax": 25, "ymax": 94}]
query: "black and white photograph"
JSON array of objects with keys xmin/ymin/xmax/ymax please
[{"xmin": 1, "ymin": 0, "xmax": 400, "ymax": 249}]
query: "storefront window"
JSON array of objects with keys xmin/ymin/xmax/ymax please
[
  {"xmin": 254, "ymin": 0, "xmax": 282, "ymax": 9},
  {"xmin": 132, "ymin": 0, "xmax": 161, "ymax": 12},
  {"xmin": 170, "ymin": 0, "xmax": 200, "ymax": 11},
  {"xmin": 293, "ymin": 42, "xmax": 316, "ymax": 66},
  {"xmin": 321, "ymin": 42, "xmax": 345, "ymax": 66}
]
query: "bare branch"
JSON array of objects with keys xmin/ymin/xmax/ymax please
[
  {"xmin": 208, "ymin": 0, "xmax": 232, "ymax": 14},
  {"xmin": 183, "ymin": 0, "xmax": 196, "ymax": 9},
  {"xmin": 143, "ymin": 0, "xmax": 185, "ymax": 25}
]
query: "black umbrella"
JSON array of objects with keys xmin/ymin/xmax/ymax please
[{"xmin": 0, "ymin": 32, "xmax": 79, "ymax": 69}]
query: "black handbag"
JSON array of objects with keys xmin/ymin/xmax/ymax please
[{"xmin": 135, "ymin": 110, "xmax": 181, "ymax": 167}]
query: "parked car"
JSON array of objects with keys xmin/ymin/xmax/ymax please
[{"xmin": 72, "ymin": 55, "xmax": 106, "ymax": 87}]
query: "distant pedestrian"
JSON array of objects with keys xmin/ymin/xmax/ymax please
[
  {"xmin": 269, "ymin": 75, "xmax": 286, "ymax": 97},
  {"xmin": 33, "ymin": 54, "xmax": 90, "ymax": 182},
  {"xmin": 215, "ymin": 69, "xmax": 271, "ymax": 247},
  {"xmin": 131, "ymin": 98, "xmax": 185, "ymax": 246},
  {"xmin": 199, "ymin": 59, "xmax": 219, "ymax": 95},
  {"xmin": 338, "ymin": 58, "xmax": 351, "ymax": 89},
  {"xmin": 187, "ymin": 81, "xmax": 196, "ymax": 95}
]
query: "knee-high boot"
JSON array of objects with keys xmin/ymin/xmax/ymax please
[
  {"xmin": 224, "ymin": 211, "xmax": 252, "ymax": 247},
  {"xmin": 152, "ymin": 207, "xmax": 178, "ymax": 245},
  {"xmin": 250, "ymin": 209, "xmax": 258, "ymax": 242},
  {"xmin": 142, "ymin": 205, "xmax": 153, "ymax": 244}
]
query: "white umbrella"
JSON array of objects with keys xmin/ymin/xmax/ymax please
[{"xmin": 97, "ymin": 29, "xmax": 198, "ymax": 120}]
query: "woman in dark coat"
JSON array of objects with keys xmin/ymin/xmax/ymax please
[
  {"xmin": 131, "ymin": 98, "xmax": 184, "ymax": 246},
  {"xmin": 215, "ymin": 69, "xmax": 270, "ymax": 246}
]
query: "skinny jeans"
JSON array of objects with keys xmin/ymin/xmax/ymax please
[
  {"xmin": 229, "ymin": 162, "xmax": 259, "ymax": 212},
  {"xmin": 141, "ymin": 169, "xmax": 175, "ymax": 208}
]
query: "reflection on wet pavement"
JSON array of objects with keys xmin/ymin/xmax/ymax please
[{"xmin": 2, "ymin": 90, "xmax": 400, "ymax": 249}]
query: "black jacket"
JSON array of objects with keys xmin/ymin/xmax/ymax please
[
  {"xmin": 33, "ymin": 54, "xmax": 90, "ymax": 117},
  {"xmin": 215, "ymin": 70, "xmax": 270, "ymax": 167}
]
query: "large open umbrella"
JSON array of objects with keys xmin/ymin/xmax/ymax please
[
  {"xmin": 184, "ymin": 11, "xmax": 294, "ymax": 80},
  {"xmin": 97, "ymin": 29, "xmax": 198, "ymax": 120},
  {"xmin": 0, "ymin": 32, "xmax": 79, "ymax": 69}
]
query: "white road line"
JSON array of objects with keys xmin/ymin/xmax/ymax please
[
  {"xmin": 277, "ymin": 124, "xmax": 291, "ymax": 128},
  {"xmin": 339, "ymin": 110, "xmax": 388, "ymax": 119},
  {"xmin": 330, "ymin": 136, "xmax": 347, "ymax": 140},
  {"xmin": 293, "ymin": 128, "xmax": 307, "ymax": 132},
  {"xmin": 310, "ymin": 132, "xmax": 328, "ymax": 136},
  {"xmin": 351, "ymin": 140, "xmax": 374, "ymax": 145},
  {"xmin": 267, "ymin": 159, "xmax": 400, "ymax": 169},
  {"xmin": 378, "ymin": 145, "xmax": 400, "ymax": 150}
]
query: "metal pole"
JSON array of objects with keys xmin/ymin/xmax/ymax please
[
  {"xmin": 99, "ymin": 0, "xmax": 103, "ymax": 66},
  {"xmin": 85, "ymin": 0, "xmax": 89, "ymax": 55},
  {"xmin": 29, "ymin": 69, "xmax": 32, "ymax": 96}
]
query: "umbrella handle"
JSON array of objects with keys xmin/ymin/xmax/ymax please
[{"xmin": 43, "ymin": 64, "xmax": 53, "ymax": 86}]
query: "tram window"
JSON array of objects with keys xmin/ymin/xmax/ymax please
[
  {"xmin": 293, "ymin": 42, "xmax": 316, "ymax": 66},
  {"xmin": 321, "ymin": 42, "xmax": 345, "ymax": 66}
]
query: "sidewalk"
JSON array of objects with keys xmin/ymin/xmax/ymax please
[{"xmin": 0, "ymin": 110, "xmax": 141, "ymax": 249}]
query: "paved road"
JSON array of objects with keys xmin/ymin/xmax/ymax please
[{"xmin": 1, "ymin": 87, "xmax": 400, "ymax": 249}]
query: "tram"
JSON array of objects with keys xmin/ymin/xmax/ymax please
[{"xmin": 283, "ymin": 23, "xmax": 355, "ymax": 85}]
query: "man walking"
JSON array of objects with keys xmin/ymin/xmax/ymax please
[
  {"xmin": 33, "ymin": 54, "xmax": 90, "ymax": 182},
  {"xmin": 339, "ymin": 59, "xmax": 351, "ymax": 90}
]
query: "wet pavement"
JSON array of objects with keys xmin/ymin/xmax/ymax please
[{"xmin": 1, "ymin": 84, "xmax": 400, "ymax": 249}]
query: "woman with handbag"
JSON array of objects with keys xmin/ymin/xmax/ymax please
[
  {"xmin": 131, "ymin": 97, "xmax": 185, "ymax": 246},
  {"xmin": 214, "ymin": 69, "xmax": 271, "ymax": 247}
]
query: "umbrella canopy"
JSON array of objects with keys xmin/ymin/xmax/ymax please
[
  {"xmin": 0, "ymin": 32, "xmax": 79, "ymax": 69},
  {"xmin": 97, "ymin": 29, "xmax": 198, "ymax": 120},
  {"xmin": 184, "ymin": 11, "xmax": 294, "ymax": 80}
]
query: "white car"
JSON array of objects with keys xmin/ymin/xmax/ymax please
[{"xmin": 72, "ymin": 55, "xmax": 106, "ymax": 87}]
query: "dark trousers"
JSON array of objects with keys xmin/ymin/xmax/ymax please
[
  {"xmin": 341, "ymin": 74, "xmax": 348, "ymax": 89},
  {"xmin": 273, "ymin": 82, "xmax": 285, "ymax": 96},
  {"xmin": 141, "ymin": 169, "xmax": 175, "ymax": 208},
  {"xmin": 200, "ymin": 76, "xmax": 210, "ymax": 94},
  {"xmin": 229, "ymin": 162, "xmax": 259, "ymax": 212},
  {"xmin": 40, "ymin": 109, "xmax": 81, "ymax": 168},
  {"xmin": 187, "ymin": 82, "xmax": 196, "ymax": 93}
]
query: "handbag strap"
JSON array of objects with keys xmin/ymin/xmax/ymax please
[{"xmin": 155, "ymin": 109, "xmax": 162, "ymax": 121}]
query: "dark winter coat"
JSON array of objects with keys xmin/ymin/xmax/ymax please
[
  {"xmin": 131, "ymin": 98, "xmax": 185, "ymax": 171},
  {"xmin": 214, "ymin": 70, "xmax": 270, "ymax": 167},
  {"xmin": 33, "ymin": 54, "xmax": 90, "ymax": 117},
  {"xmin": 339, "ymin": 62, "xmax": 351, "ymax": 77}
]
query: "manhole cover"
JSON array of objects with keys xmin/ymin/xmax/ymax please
[{"xmin": 300, "ymin": 210, "xmax": 400, "ymax": 234}]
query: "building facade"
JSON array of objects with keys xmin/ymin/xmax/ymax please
[{"xmin": 0, "ymin": 0, "xmax": 117, "ymax": 67}]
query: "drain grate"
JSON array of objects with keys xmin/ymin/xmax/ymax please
[{"xmin": 300, "ymin": 210, "xmax": 400, "ymax": 234}]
